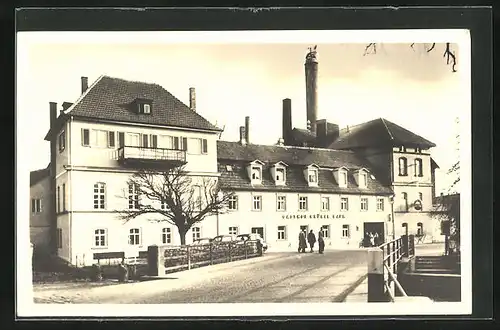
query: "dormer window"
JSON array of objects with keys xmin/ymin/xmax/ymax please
[
  {"xmin": 270, "ymin": 161, "xmax": 288, "ymax": 186},
  {"xmin": 355, "ymin": 168, "xmax": 369, "ymax": 189},
  {"xmin": 303, "ymin": 164, "xmax": 319, "ymax": 187},
  {"xmin": 334, "ymin": 167, "xmax": 349, "ymax": 188},
  {"xmin": 247, "ymin": 160, "xmax": 265, "ymax": 185},
  {"xmin": 135, "ymin": 98, "xmax": 153, "ymax": 115}
]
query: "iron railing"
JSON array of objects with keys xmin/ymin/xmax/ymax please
[{"xmin": 118, "ymin": 146, "xmax": 186, "ymax": 163}]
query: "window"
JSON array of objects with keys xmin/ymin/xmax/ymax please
[
  {"xmin": 338, "ymin": 170, "xmax": 348, "ymax": 187},
  {"xmin": 126, "ymin": 133, "xmax": 140, "ymax": 147},
  {"xmin": 57, "ymin": 186, "xmax": 60, "ymax": 213},
  {"xmin": 308, "ymin": 169, "xmax": 318, "ymax": 183},
  {"xmin": 251, "ymin": 166, "xmax": 261, "ymax": 180},
  {"xmin": 62, "ymin": 183, "xmax": 66, "ymax": 211},
  {"xmin": 92, "ymin": 130, "xmax": 108, "ymax": 148},
  {"xmin": 414, "ymin": 158, "xmax": 423, "ymax": 177},
  {"xmin": 402, "ymin": 192, "xmax": 408, "ymax": 211},
  {"xmin": 299, "ymin": 196, "xmax": 308, "ymax": 211},
  {"xmin": 321, "ymin": 225, "xmax": 330, "ymax": 238},
  {"xmin": 277, "ymin": 195, "xmax": 286, "ymax": 211},
  {"xmin": 162, "ymin": 228, "xmax": 171, "ymax": 244},
  {"xmin": 229, "ymin": 227, "xmax": 239, "ymax": 235},
  {"xmin": 57, "ymin": 228, "xmax": 62, "ymax": 248},
  {"xmin": 192, "ymin": 227, "xmax": 201, "ymax": 241},
  {"xmin": 360, "ymin": 197, "xmax": 368, "ymax": 211},
  {"xmin": 94, "ymin": 229, "xmax": 107, "ymax": 247},
  {"xmin": 340, "ymin": 197, "xmax": 349, "ymax": 211},
  {"xmin": 160, "ymin": 200, "xmax": 168, "ymax": 210},
  {"xmin": 82, "ymin": 129, "xmax": 90, "ymax": 146},
  {"xmin": 128, "ymin": 228, "xmax": 141, "ymax": 245},
  {"xmin": 376, "ymin": 198, "xmax": 384, "ymax": 211},
  {"xmin": 360, "ymin": 172, "xmax": 367, "ymax": 188},
  {"xmin": 143, "ymin": 103, "xmax": 151, "ymax": 114},
  {"xmin": 128, "ymin": 183, "xmax": 139, "ymax": 210},
  {"xmin": 58, "ymin": 131, "xmax": 66, "ymax": 152},
  {"xmin": 417, "ymin": 222, "xmax": 424, "ymax": 236},
  {"xmin": 31, "ymin": 198, "xmax": 42, "ymax": 213},
  {"xmin": 399, "ymin": 157, "xmax": 408, "ymax": 176},
  {"xmin": 402, "ymin": 223, "xmax": 409, "ymax": 235},
  {"xmin": 188, "ymin": 138, "xmax": 202, "ymax": 155},
  {"xmin": 342, "ymin": 225, "xmax": 350, "ymax": 238},
  {"xmin": 93, "ymin": 183, "xmax": 106, "ymax": 209},
  {"xmin": 160, "ymin": 135, "xmax": 173, "ymax": 149},
  {"xmin": 275, "ymin": 168, "xmax": 286, "ymax": 183},
  {"xmin": 192, "ymin": 185, "xmax": 202, "ymax": 211},
  {"xmin": 252, "ymin": 196, "xmax": 262, "ymax": 211},
  {"xmin": 228, "ymin": 195, "xmax": 238, "ymax": 210},
  {"xmin": 399, "ymin": 146, "xmax": 407, "ymax": 152},
  {"xmin": 277, "ymin": 226, "xmax": 287, "ymax": 240},
  {"xmin": 108, "ymin": 131, "xmax": 115, "ymax": 148},
  {"xmin": 321, "ymin": 197, "xmax": 330, "ymax": 211},
  {"xmin": 173, "ymin": 136, "xmax": 187, "ymax": 151}
]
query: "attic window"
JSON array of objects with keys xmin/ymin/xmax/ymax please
[
  {"xmin": 137, "ymin": 101, "xmax": 152, "ymax": 115},
  {"xmin": 251, "ymin": 167, "xmax": 261, "ymax": 180},
  {"xmin": 271, "ymin": 162, "xmax": 288, "ymax": 186},
  {"xmin": 338, "ymin": 168, "xmax": 348, "ymax": 188},
  {"xmin": 276, "ymin": 168, "xmax": 285, "ymax": 182},
  {"xmin": 358, "ymin": 171, "xmax": 368, "ymax": 189},
  {"xmin": 308, "ymin": 169, "xmax": 318, "ymax": 184}
]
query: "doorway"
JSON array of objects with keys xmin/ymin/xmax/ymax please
[
  {"xmin": 363, "ymin": 222, "xmax": 385, "ymax": 247},
  {"xmin": 251, "ymin": 227, "xmax": 264, "ymax": 240},
  {"xmin": 300, "ymin": 225, "xmax": 309, "ymax": 233}
]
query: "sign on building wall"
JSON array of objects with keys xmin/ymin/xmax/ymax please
[{"xmin": 281, "ymin": 213, "xmax": 346, "ymax": 220}]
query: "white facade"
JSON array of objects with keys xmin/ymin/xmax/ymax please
[{"xmin": 218, "ymin": 191, "xmax": 392, "ymax": 251}]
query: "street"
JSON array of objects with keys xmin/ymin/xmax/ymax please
[{"xmin": 34, "ymin": 250, "xmax": 368, "ymax": 304}]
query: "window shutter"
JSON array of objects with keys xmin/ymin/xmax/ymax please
[
  {"xmin": 108, "ymin": 131, "xmax": 115, "ymax": 148},
  {"xmin": 142, "ymin": 134, "xmax": 149, "ymax": 148},
  {"xmin": 182, "ymin": 137, "xmax": 187, "ymax": 151},
  {"xmin": 31, "ymin": 199, "xmax": 35, "ymax": 213},
  {"xmin": 173, "ymin": 137, "xmax": 179, "ymax": 150},
  {"xmin": 151, "ymin": 135, "xmax": 158, "ymax": 148},
  {"xmin": 202, "ymin": 139, "xmax": 208, "ymax": 154},
  {"xmin": 82, "ymin": 129, "xmax": 89, "ymax": 146},
  {"xmin": 118, "ymin": 132, "xmax": 125, "ymax": 147}
]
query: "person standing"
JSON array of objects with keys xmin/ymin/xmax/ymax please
[
  {"xmin": 318, "ymin": 230, "xmax": 325, "ymax": 254},
  {"xmin": 307, "ymin": 230, "xmax": 316, "ymax": 253},
  {"xmin": 298, "ymin": 230, "xmax": 307, "ymax": 253}
]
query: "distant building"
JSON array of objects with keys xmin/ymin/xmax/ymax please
[{"xmin": 29, "ymin": 48, "xmax": 445, "ymax": 266}]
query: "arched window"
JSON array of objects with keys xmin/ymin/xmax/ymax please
[
  {"xmin": 398, "ymin": 157, "xmax": 408, "ymax": 176},
  {"xmin": 417, "ymin": 222, "xmax": 424, "ymax": 236},
  {"xmin": 402, "ymin": 223, "xmax": 408, "ymax": 235},
  {"xmin": 414, "ymin": 158, "xmax": 423, "ymax": 177}
]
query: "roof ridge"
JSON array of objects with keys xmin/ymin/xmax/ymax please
[
  {"xmin": 380, "ymin": 118, "xmax": 395, "ymax": 141},
  {"xmin": 217, "ymin": 140, "xmax": 357, "ymax": 154}
]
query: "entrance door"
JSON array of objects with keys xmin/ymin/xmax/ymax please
[
  {"xmin": 363, "ymin": 222, "xmax": 385, "ymax": 247},
  {"xmin": 300, "ymin": 225, "xmax": 309, "ymax": 233},
  {"xmin": 251, "ymin": 227, "xmax": 264, "ymax": 240}
]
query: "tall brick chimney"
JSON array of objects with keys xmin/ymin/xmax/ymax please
[
  {"xmin": 239, "ymin": 126, "xmax": 246, "ymax": 145},
  {"xmin": 282, "ymin": 98, "xmax": 292, "ymax": 145},
  {"xmin": 305, "ymin": 46, "xmax": 318, "ymax": 135},
  {"xmin": 81, "ymin": 76, "xmax": 88, "ymax": 94},
  {"xmin": 245, "ymin": 116, "xmax": 250, "ymax": 144},
  {"xmin": 189, "ymin": 87, "xmax": 196, "ymax": 112}
]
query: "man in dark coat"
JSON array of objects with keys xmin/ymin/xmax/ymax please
[
  {"xmin": 318, "ymin": 230, "xmax": 325, "ymax": 254},
  {"xmin": 307, "ymin": 230, "xmax": 316, "ymax": 253},
  {"xmin": 298, "ymin": 230, "xmax": 307, "ymax": 253}
]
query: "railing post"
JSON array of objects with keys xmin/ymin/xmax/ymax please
[
  {"xmin": 147, "ymin": 245, "xmax": 163, "ymax": 276},
  {"xmin": 401, "ymin": 235, "xmax": 409, "ymax": 257},
  {"xmin": 367, "ymin": 248, "xmax": 386, "ymax": 302},
  {"xmin": 229, "ymin": 242, "xmax": 233, "ymax": 262},
  {"xmin": 209, "ymin": 243, "xmax": 213, "ymax": 265},
  {"xmin": 409, "ymin": 235, "xmax": 415, "ymax": 256},
  {"xmin": 244, "ymin": 241, "xmax": 248, "ymax": 259},
  {"xmin": 187, "ymin": 246, "xmax": 191, "ymax": 270}
]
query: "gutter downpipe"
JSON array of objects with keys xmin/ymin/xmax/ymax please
[{"xmin": 68, "ymin": 116, "xmax": 73, "ymax": 265}]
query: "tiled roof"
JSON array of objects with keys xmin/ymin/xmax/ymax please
[
  {"xmin": 217, "ymin": 141, "xmax": 392, "ymax": 195},
  {"xmin": 30, "ymin": 166, "xmax": 50, "ymax": 186},
  {"xmin": 291, "ymin": 128, "xmax": 316, "ymax": 145},
  {"xmin": 328, "ymin": 118, "xmax": 436, "ymax": 150},
  {"xmin": 67, "ymin": 76, "xmax": 220, "ymax": 132}
]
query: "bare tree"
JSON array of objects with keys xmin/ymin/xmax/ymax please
[
  {"xmin": 364, "ymin": 42, "xmax": 457, "ymax": 72},
  {"xmin": 116, "ymin": 165, "xmax": 235, "ymax": 245}
]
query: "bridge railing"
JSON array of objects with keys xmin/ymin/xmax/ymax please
[{"xmin": 367, "ymin": 235, "xmax": 415, "ymax": 302}]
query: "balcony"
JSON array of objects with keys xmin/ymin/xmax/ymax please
[{"xmin": 118, "ymin": 146, "xmax": 187, "ymax": 168}]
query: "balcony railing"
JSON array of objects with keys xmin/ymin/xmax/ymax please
[{"xmin": 118, "ymin": 146, "xmax": 187, "ymax": 166}]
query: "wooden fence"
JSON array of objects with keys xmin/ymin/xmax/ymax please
[{"xmin": 148, "ymin": 240, "xmax": 263, "ymax": 276}]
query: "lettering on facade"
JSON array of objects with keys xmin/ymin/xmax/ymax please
[{"xmin": 281, "ymin": 213, "xmax": 346, "ymax": 220}]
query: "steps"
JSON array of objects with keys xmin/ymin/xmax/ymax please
[{"xmin": 414, "ymin": 256, "xmax": 460, "ymax": 274}]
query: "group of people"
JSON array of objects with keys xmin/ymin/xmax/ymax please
[
  {"xmin": 298, "ymin": 229, "xmax": 325, "ymax": 254},
  {"xmin": 364, "ymin": 231, "xmax": 381, "ymax": 247}
]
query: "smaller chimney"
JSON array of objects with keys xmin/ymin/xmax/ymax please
[
  {"xmin": 277, "ymin": 138, "xmax": 284, "ymax": 146},
  {"xmin": 81, "ymin": 77, "xmax": 88, "ymax": 94},
  {"xmin": 245, "ymin": 116, "xmax": 250, "ymax": 144},
  {"xmin": 49, "ymin": 102, "xmax": 58, "ymax": 127},
  {"xmin": 239, "ymin": 126, "xmax": 246, "ymax": 145},
  {"xmin": 189, "ymin": 87, "xmax": 196, "ymax": 112}
]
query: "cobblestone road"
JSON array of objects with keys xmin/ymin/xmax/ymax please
[{"xmin": 34, "ymin": 250, "xmax": 368, "ymax": 304}]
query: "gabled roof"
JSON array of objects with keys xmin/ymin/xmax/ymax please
[
  {"xmin": 46, "ymin": 75, "xmax": 221, "ymax": 139},
  {"xmin": 291, "ymin": 127, "xmax": 316, "ymax": 145},
  {"xmin": 328, "ymin": 118, "xmax": 436, "ymax": 150},
  {"xmin": 30, "ymin": 165, "xmax": 50, "ymax": 186},
  {"xmin": 217, "ymin": 141, "xmax": 392, "ymax": 194}
]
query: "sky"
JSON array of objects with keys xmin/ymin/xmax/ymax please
[{"xmin": 17, "ymin": 31, "xmax": 469, "ymax": 196}]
